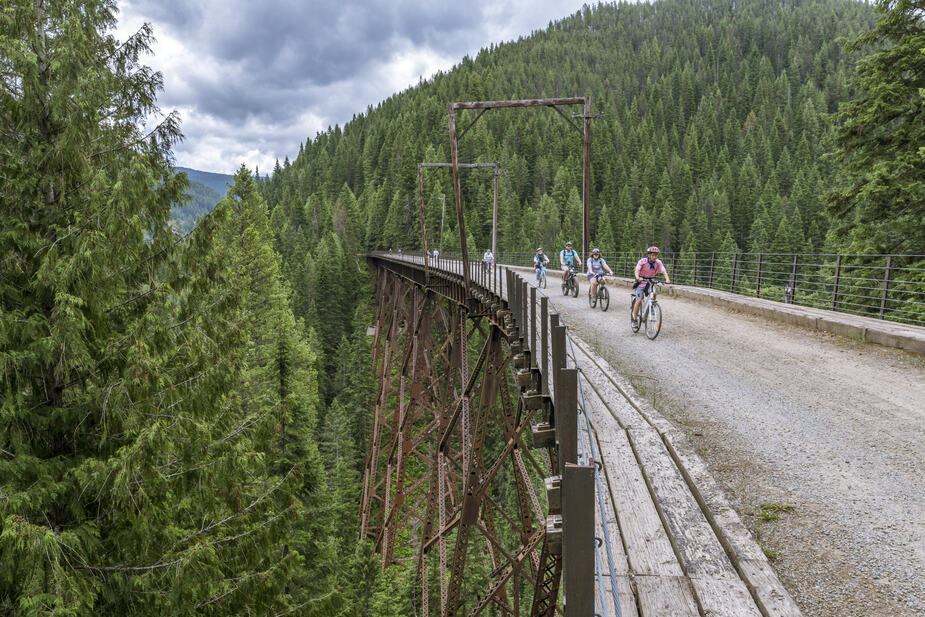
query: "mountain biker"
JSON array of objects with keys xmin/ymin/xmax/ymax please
[
  {"xmin": 483, "ymin": 248, "xmax": 494, "ymax": 272},
  {"xmin": 533, "ymin": 247, "xmax": 550, "ymax": 282},
  {"xmin": 559, "ymin": 241, "xmax": 579, "ymax": 283},
  {"xmin": 586, "ymin": 248, "xmax": 614, "ymax": 305},
  {"xmin": 632, "ymin": 246, "xmax": 671, "ymax": 327}
]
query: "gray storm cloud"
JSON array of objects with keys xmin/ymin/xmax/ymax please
[{"xmin": 117, "ymin": 0, "xmax": 587, "ymax": 172}]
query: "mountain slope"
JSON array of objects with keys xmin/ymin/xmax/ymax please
[
  {"xmin": 262, "ymin": 0, "xmax": 874, "ymax": 261},
  {"xmin": 177, "ymin": 166, "xmax": 234, "ymax": 196},
  {"xmin": 171, "ymin": 178, "xmax": 223, "ymax": 232}
]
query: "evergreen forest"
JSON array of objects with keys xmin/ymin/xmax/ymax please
[{"xmin": 2, "ymin": 0, "xmax": 923, "ymax": 615}]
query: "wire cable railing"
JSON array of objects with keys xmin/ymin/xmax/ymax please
[{"xmin": 421, "ymin": 249, "xmax": 925, "ymax": 327}]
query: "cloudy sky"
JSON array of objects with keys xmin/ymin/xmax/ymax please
[{"xmin": 115, "ymin": 0, "xmax": 593, "ymax": 174}]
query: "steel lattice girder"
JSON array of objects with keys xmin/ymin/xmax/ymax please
[{"xmin": 361, "ymin": 267, "xmax": 560, "ymax": 617}]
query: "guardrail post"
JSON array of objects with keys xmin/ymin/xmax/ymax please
[
  {"xmin": 541, "ymin": 297, "xmax": 549, "ymax": 395},
  {"xmin": 550, "ymin": 317, "xmax": 564, "ymax": 405},
  {"xmin": 530, "ymin": 287, "xmax": 537, "ymax": 369},
  {"xmin": 506, "ymin": 269, "xmax": 514, "ymax": 321},
  {"xmin": 708, "ymin": 252, "xmax": 715, "ymax": 288},
  {"xmin": 555, "ymin": 368, "xmax": 578, "ymax": 475},
  {"xmin": 730, "ymin": 252, "xmax": 739, "ymax": 293},
  {"xmin": 755, "ymin": 253, "xmax": 763, "ymax": 297},
  {"xmin": 563, "ymin": 463, "xmax": 594, "ymax": 617},
  {"xmin": 831, "ymin": 254, "xmax": 842, "ymax": 310},
  {"xmin": 879, "ymin": 255, "xmax": 892, "ymax": 319},
  {"xmin": 692, "ymin": 252, "xmax": 698, "ymax": 286},
  {"xmin": 789, "ymin": 254, "xmax": 799, "ymax": 303},
  {"xmin": 521, "ymin": 281, "xmax": 529, "ymax": 345}
]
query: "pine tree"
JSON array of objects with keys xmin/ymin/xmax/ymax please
[
  {"xmin": 0, "ymin": 5, "xmax": 302, "ymax": 614},
  {"xmin": 827, "ymin": 0, "xmax": 925, "ymax": 254},
  {"xmin": 595, "ymin": 203, "xmax": 617, "ymax": 253},
  {"xmin": 214, "ymin": 167, "xmax": 334, "ymax": 609}
]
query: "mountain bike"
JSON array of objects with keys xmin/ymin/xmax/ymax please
[
  {"xmin": 535, "ymin": 265, "xmax": 547, "ymax": 288},
  {"xmin": 561, "ymin": 265, "xmax": 579, "ymax": 297},
  {"xmin": 631, "ymin": 280, "xmax": 663, "ymax": 339},
  {"xmin": 588, "ymin": 273, "xmax": 610, "ymax": 311}
]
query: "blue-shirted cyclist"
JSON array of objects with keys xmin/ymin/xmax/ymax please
[{"xmin": 559, "ymin": 241, "xmax": 579, "ymax": 283}]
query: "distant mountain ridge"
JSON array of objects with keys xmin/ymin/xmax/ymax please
[
  {"xmin": 169, "ymin": 167, "xmax": 232, "ymax": 232},
  {"xmin": 177, "ymin": 167, "xmax": 234, "ymax": 197}
]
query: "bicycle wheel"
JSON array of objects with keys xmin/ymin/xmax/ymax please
[
  {"xmin": 599, "ymin": 286, "xmax": 609, "ymax": 311},
  {"xmin": 645, "ymin": 302, "xmax": 662, "ymax": 339},
  {"xmin": 571, "ymin": 278, "xmax": 579, "ymax": 297},
  {"xmin": 539, "ymin": 270, "xmax": 547, "ymax": 288}
]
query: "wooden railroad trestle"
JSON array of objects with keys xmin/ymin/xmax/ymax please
[{"xmin": 360, "ymin": 255, "xmax": 594, "ymax": 617}]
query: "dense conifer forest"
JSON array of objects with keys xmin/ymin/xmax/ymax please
[{"xmin": 3, "ymin": 0, "xmax": 923, "ymax": 615}]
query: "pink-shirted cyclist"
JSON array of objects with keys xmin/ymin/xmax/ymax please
[{"xmin": 632, "ymin": 246, "xmax": 671, "ymax": 327}]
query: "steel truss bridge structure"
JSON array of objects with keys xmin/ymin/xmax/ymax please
[{"xmin": 360, "ymin": 253, "xmax": 595, "ymax": 617}]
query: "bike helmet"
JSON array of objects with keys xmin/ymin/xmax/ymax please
[
  {"xmin": 536, "ymin": 247, "xmax": 543, "ymax": 252},
  {"xmin": 565, "ymin": 241, "xmax": 572, "ymax": 246},
  {"xmin": 647, "ymin": 246, "xmax": 660, "ymax": 254},
  {"xmin": 591, "ymin": 248, "xmax": 601, "ymax": 255}
]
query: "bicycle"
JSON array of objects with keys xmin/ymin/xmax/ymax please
[
  {"xmin": 588, "ymin": 273, "xmax": 610, "ymax": 311},
  {"xmin": 535, "ymin": 265, "xmax": 547, "ymax": 288},
  {"xmin": 561, "ymin": 265, "xmax": 579, "ymax": 297},
  {"xmin": 631, "ymin": 280, "xmax": 664, "ymax": 339}
]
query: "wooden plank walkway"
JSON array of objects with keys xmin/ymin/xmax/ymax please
[{"xmin": 562, "ymin": 320, "xmax": 802, "ymax": 617}]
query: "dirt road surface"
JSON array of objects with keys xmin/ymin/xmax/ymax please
[{"xmin": 541, "ymin": 278, "xmax": 924, "ymax": 617}]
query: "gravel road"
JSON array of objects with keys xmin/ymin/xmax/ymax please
[{"xmin": 539, "ymin": 277, "xmax": 925, "ymax": 617}]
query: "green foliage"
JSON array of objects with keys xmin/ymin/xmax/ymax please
[
  {"xmin": 0, "ymin": 5, "xmax": 320, "ymax": 615},
  {"xmin": 827, "ymin": 0, "xmax": 925, "ymax": 255}
]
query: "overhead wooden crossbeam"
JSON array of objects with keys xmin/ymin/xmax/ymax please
[{"xmin": 447, "ymin": 97, "xmax": 596, "ymax": 287}]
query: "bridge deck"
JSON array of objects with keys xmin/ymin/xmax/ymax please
[
  {"xmin": 377, "ymin": 254, "xmax": 803, "ymax": 616},
  {"xmin": 511, "ymin": 266, "xmax": 803, "ymax": 616}
]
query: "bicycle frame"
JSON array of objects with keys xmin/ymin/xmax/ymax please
[{"xmin": 640, "ymin": 282, "xmax": 658, "ymax": 317}]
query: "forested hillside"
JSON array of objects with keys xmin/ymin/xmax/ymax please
[
  {"xmin": 262, "ymin": 0, "xmax": 877, "ymax": 276},
  {"xmin": 171, "ymin": 178, "xmax": 222, "ymax": 231}
]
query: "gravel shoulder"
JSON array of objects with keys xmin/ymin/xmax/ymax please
[{"xmin": 543, "ymin": 279, "xmax": 925, "ymax": 617}]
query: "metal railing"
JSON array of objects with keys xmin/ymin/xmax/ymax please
[{"xmin": 419, "ymin": 250, "xmax": 925, "ymax": 327}]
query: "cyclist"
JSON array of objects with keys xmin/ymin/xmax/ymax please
[
  {"xmin": 559, "ymin": 241, "xmax": 579, "ymax": 283},
  {"xmin": 632, "ymin": 246, "xmax": 671, "ymax": 327},
  {"xmin": 586, "ymin": 248, "xmax": 614, "ymax": 306},
  {"xmin": 533, "ymin": 247, "xmax": 550, "ymax": 282}
]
